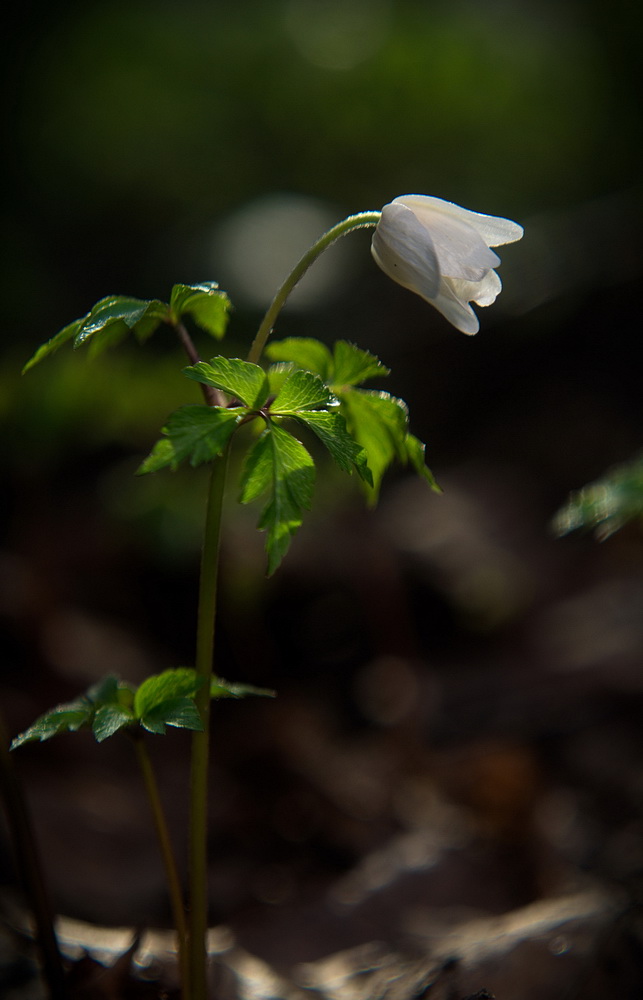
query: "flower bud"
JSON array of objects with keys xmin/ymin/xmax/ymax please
[{"xmin": 371, "ymin": 194, "xmax": 523, "ymax": 334}]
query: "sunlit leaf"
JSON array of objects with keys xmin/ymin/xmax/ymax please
[
  {"xmin": 23, "ymin": 295, "xmax": 169, "ymax": 372},
  {"xmin": 330, "ymin": 341, "xmax": 390, "ymax": 388},
  {"xmin": 293, "ymin": 410, "xmax": 372, "ymax": 483},
  {"xmin": 137, "ymin": 405, "xmax": 243, "ymax": 473},
  {"xmin": 134, "ymin": 668, "xmax": 202, "ymax": 719},
  {"xmin": 339, "ymin": 389, "xmax": 409, "ymax": 500},
  {"xmin": 170, "ymin": 282, "xmax": 231, "ymax": 340},
  {"xmin": 265, "ymin": 337, "xmax": 332, "ymax": 379},
  {"xmin": 402, "ymin": 434, "xmax": 442, "ymax": 493},
  {"xmin": 271, "ymin": 370, "xmax": 333, "ymax": 413},
  {"xmin": 240, "ymin": 424, "xmax": 315, "ymax": 574},
  {"xmin": 184, "ymin": 357, "xmax": 269, "ymax": 408}
]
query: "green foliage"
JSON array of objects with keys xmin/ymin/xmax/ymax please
[
  {"xmin": 240, "ymin": 424, "xmax": 316, "ymax": 575},
  {"xmin": 266, "ymin": 339, "xmax": 439, "ymax": 500},
  {"xmin": 11, "ymin": 667, "xmax": 276, "ymax": 750},
  {"xmin": 137, "ymin": 405, "xmax": 245, "ymax": 473},
  {"xmin": 183, "ymin": 357, "xmax": 269, "ymax": 408},
  {"xmin": 270, "ymin": 369, "xmax": 333, "ymax": 413},
  {"xmin": 11, "ymin": 675, "xmax": 136, "ymax": 748},
  {"xmin": 293, "ymin": 410, "xmax": 372, "ymax": 482},
  {"xmin": 22, "ymin": 284, "xmax": 231, "ymax": 373},
  {"xmin": 143, "ymin": 352, "xmax": 374, "ymax": 572},
  {"xmin": 169, "ymin": 283, "xmax": 231, "ymax": 340},
  {"xmin": 552, "ymin": 452, "xmax": 643, "ymax": 540}
]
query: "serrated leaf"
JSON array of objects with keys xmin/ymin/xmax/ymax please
[
  {"xmin": 138, "ymin": 405, "xmax": 243, "ymax": 473},
  {"xmin": 74, "ymin": 296, "xmax": 167, "ymax": 348},
  {"xmin": 10, "ymin": 701, "xmax": 92, "ymax": 749},
  {"xmin": 294, "ymin": 410, "xmax": 372, "ymax": 484},
  {"xmin": 552, "ymin": 452, "xmax": 643, "ymax": 540},
  {"xmin": 403, "ymin": 434, "xmax": 442, "ymax": 493},
  {"xmin": 134, "ymin": 668, "xmax": 202, "ymax": 720},
  {"xmin": 339, "ymin": 389, "xmax": 409, "ymax": 500},
  {"xmin": 265, "ymin": 338, "xmax": 333, "ymax": 379},
  {"xmin": 22, "ymin": 317, "xmax": 83, "ymax": 373},
  {"xmin": 210, "ymin": 678, "xmax": 276, "ymax": 699},
  {"xmin": 93, "ymin": 704, "xmax": 135, "ymax": 742},
  {"xmin": 23, "ymin": 295, "xmax": 169, "ymax": 373},
  {"xmin": 140, "ymin": 697, "xmax": 204, "ymax": 735},
  {"xmin": 184, "ymin": 357, "xmax": 269, "ymax": 408},
  {"xmin": 170, "ymin": 282, "xmax": 231, "ymax": 340},
  {"xmin": 267, "ymin": 362, "xmax": 296, "ymax": 396},
  {"xmin": 271, "ymin": 370, "xmax": 333, "ymax": 413},
  {"xmin": 331, "ymin": 341, "xmax": 390, "ymax": 388},
  {"xmin": 240, "ymin": 425, "xmax": 315, "ymax": 574}
]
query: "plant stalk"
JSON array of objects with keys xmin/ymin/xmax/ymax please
[
  {"xmin": 132, "ymin": 734, "xmax": 189, "ymax": 995},
  {"xmin": 247, "ymin": 210, "xmax": 381, "ymax": 364},
  {"xmin": 0, "ymin": 712, "xmax": 68, "ymax": 999},
  {"xmin": 188, "ymin": 449, "xmax": 229, "ymax": 1000}
]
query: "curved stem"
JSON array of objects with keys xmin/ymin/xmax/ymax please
[
  {"xmin": 247, "ymin": 211, "xmax": 381, "ymax": 365},
  {"xmin": 188, "ymin": 449, "xmax": 230, "ymax": 1000},
  {"xmin": 132, "ymin": 734, "xmax": 189, "ymax": 995}
]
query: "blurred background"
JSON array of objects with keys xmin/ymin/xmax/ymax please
[{"xmin": 1, "ymin": 0, "xmax": 643, "ymax": 990}]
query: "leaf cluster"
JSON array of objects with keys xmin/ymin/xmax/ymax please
[
  {"xmin": 22, "ymin": 284, "xmax": 231, "ymax": 373},
  {"xmin": 11, "ymin": 670, "xmax": 274, "ymax": 749},
  {"xmin": 265, "ymin": 338, "xmax": 441, "ymax": 501},
  {"xmin": 139, "ymin": 350, "xmax": 377, "ymax": 573}
]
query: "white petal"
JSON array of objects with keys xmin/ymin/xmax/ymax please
[
  {"xmin": 411, "ymin": 206, "xmax": 500, "ymax": 281},
  {"xmin": 393, "ymin": 194, "xmax": 524, "ymax": 247},
  {"xmin": 371, "ymin": 203, "xmax": 441, "ymax": 298},
  {"xmin": 430, "ymin": 281, "xmax": 480, "ymax": 335},
  {"xmin": 448, "ymin": 269, "xmax": 502, "ymax": 307}
]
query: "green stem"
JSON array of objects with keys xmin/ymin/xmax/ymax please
[
  {"xmin": 188, "ymin": 448, "xmax": 229, "ymax": 1000},
  {"xmin": 132, "ymin": 734, "xmax": 189, "ymax": 996},
  {"xmin": 247, "ymin": 210, "xmax": 381, "ymax": 364},
  {"xmin": 0, "ymin": 712, "xmax": 68, "ymax": 999}
]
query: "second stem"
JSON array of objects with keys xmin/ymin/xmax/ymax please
[{"xmin": 188, "ymin": 448, "xmax": 230, "ymax": 1000}]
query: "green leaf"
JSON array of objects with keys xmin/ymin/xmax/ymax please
[
  {"xmin": 86, "ymin": 674, "xmax": 135, "ymax": 708},
  {"xmin": 240, "ymin": 424, "xmax": 315, "ymax": 574},
  {"xmin": 138, "ymin": 405, "xmax": 243, "ymax": 473},
  {"xmin": 552, "ymin": 452, "xmax": 643, "ymax": 540},
  {"xmin": 267, "ymin": 362, "xmax": 296, "ymax": 396},
  {"xmin": 339, "ymin": 389, "xmax": 410, "ymax": 500},
  {"xmin": 93, "ymin": 704, "xmax": 135, "ymax": 742},
  {"xmin": 134, "ymin": 668, "xmax": 202, "ymax": 719},
  {"xmin": 22, "ymin": 318, "xmax": 83, "ymax": 373},
  {"xmin": 139, "ymin": 697, "xmax": 203, "ymax": 735},
  {"xmin": 330, "ymin": 341, "xmax": 390, "ymax": 388},
  {"xmin": 23, "ymin": 295, "xmax": 169, "ymax": 373},
  {"xmin": 271, "ymin": 370, "xmax": 333, "ymax": 413},
  {"xmin": 10, "ymin": 701, "xmax": 92, "ymax": 749},
  {"xmin": 169, "ymin": 282, "xmax": 231, "ymax": 340},
  {"xmin": 265, "ymin": 338, "xmax": 332, "ymax": 379},
  {"xmin": 294, "ymin": 410, "xmax": 372, "ymax": 484},
  {"xmin": 184, "ymin": 357, "xmax": 269, "ymax": 408},
  {"xmin": 210, "ymin": 678, "xmax": 276, "ymax": 699},
  {"xmin": 402, "ymin": 434, "xmax": 442, "ymax": 493}
]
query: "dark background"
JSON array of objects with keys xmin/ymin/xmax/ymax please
[{"xmin": 1, "ymin": 0, "xmax": 643, "ymax": 986}]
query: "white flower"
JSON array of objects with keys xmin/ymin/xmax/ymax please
[{"xmin": 371, "ymin": 194, "xmax": 523, "ymax": 334}]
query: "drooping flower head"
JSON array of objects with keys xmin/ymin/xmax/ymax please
[{"xmin": 371, "ymin": 195, "xmax": 523, "ymax": 334}]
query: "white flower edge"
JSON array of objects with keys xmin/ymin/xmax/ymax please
[{"xmin": 371, "ymin": 194, "xmax": 523, "ymax": 334}]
